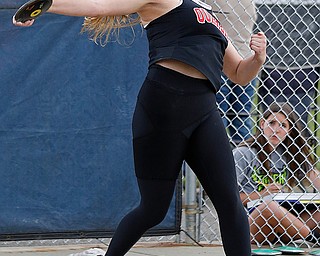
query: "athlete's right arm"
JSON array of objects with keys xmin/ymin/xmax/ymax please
[
  {"xmin": 13, "ymin": 0, "xmax": 152, "ymax": 26},
  {"xmin": 48, "ymin": 0, "xmax": 149, "ymax": 17}
]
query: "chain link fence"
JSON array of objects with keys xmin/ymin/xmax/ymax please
[{"xmin": 196, "ymin": 0, "xmax": 320, "ymax": 249}]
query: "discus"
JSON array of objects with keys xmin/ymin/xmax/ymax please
[
  {"xmin": 252, "ymin": 249, "xmax": 282, "ymax": 256},
  {"xmin": 275, "ymin": 246, "xmax": 305, "ymax": 255},
  {"xmin": 14, "ymin": 0, "xmax": 52, "ymax": 23},
  {"xmin": 310, "ymin": 250, "xmax": 320, "ymax": 256}
]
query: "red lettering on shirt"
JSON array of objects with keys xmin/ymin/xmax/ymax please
[{"xmin": 193, "ymin": 7, "xmax": 228, "ymax": 38}]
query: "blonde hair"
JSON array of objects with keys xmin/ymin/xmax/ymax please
[{"xmin": 81, "ymin": 14, "xmax": 141, "ymax": 46}]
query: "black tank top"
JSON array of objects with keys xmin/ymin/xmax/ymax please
[{"xmin": 145, "ymin": 0, "xmax": 228, "ymax": 92}]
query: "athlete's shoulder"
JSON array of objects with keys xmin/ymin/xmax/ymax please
[
  {"xmin": 190, "ymin": 0, "xmax": 212, "ymax": 10},
  {"xmin": 138, "ymin": 0, "xmax": 183, "ymax": 23}
]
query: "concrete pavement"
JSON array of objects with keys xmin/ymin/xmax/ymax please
[
  {"xmin": 0, "ymin": 242, "xmax": 319, "ymax": 256},
  {"xmin": 0, "ymin": 243, "xmax": 226, "ymax": 256}
]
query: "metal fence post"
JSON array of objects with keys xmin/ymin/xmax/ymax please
[{"xmin": 184, "ymin": 163, "xmax": 198, "ymax": 243}]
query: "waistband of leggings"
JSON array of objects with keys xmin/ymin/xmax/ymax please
[{"xmin": 146, "ymin": 64, "xmax": 214, "ymax": 94}]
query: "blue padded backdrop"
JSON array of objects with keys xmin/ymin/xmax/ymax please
[{"xmin": 0, "ymin": 3, "xmax": 182, "ymax": 241}]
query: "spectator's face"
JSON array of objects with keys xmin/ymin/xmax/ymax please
[{"xmin": 260, "ymin": 112, "xmax": 290, "ymax": 148}]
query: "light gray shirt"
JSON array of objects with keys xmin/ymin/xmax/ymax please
[{"xmin": 233, "ymin": 146, "xmax": 315, "ymax": 194}]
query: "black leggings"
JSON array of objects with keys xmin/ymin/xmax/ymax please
[{"xmin": 105, "ymin": 65, "xmax": 250, "ymax": 256}]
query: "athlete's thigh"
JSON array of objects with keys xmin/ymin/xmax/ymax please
[
  {"xmin": 132, "ymin": 101, "xmax": 188, "ymax": 180},
  {"xmin": 185, "ymin": 109, "xmax": 238, "ymax": 199}
]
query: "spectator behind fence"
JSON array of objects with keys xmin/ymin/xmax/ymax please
[
  {"xmin": 233, "ymin": 102, "xmax": 320, "ymax": 245},
  {"xmin": 207, "ymin": 0, "xmax": 257, "ymax": 145}
]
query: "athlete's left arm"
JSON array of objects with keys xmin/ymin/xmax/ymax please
[{"xmin": 223, "ymin": 32, "xmax": 267, "ymax": 86}]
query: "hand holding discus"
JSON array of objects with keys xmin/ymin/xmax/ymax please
[{"xmin": 13, "ymin": 0, "xmax": 52, "ymax": 26}]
